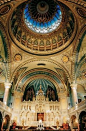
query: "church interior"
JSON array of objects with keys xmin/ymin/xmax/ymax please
[{"xmin": 0, "ymin": 0, "xmax": 86, "ymax": 130}]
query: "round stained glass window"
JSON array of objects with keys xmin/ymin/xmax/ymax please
[{"xmin": 24, "ymin": 1, "xmax": 62, "ymax": 34}]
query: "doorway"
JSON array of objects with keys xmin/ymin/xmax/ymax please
[
  {"xmin": 79, "ymin": 111, "xmax": 86, "ymax": 131},
  {"xmin": 3, "ymin": 115, "xmax": 10, "ymax": 130},
  {"xmin": 37, "ymin": 113, "xmax": 44, "ymax": 121}
]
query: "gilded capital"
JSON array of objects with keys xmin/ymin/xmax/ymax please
[
  {"xmin": 70, "ymin": 83, "xmax": 77, "ymax": 89},
  {"xmin": 4, "ymin": 82, "xmax": 12, "ymax": 89}
]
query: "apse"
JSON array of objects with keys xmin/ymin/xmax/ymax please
[{"xmin": 23, "ymin": 78, "xmax": 58, "ymax": 101}]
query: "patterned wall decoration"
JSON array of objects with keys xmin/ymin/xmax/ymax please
[
  {"xmin": 0, "ymin": 5, "xmax": 10, "ymax": 15},
  {"xmin": 0, "ymin": 29, "xmax": 9, "ymax": 82},
  {"xmin": 16, "ymin": 69, "xmax": 62, "ymax": 92},
  {"xmin": 76, "ymin": 7, "xmax": 86, "ymax": 18},
  {"xmin": 21, "ymin": 70, "xmax": 61, "ymax": 84},
  {"xmin": 55, "ymin": 68, "xmax": 68, "ymax": 83},
  {"xmin": 13, "ymin": 67, "xmax": 28, "ymax": 92},
  {"xmin": 0, "ymin": 30, "xmax": 8, "ymax": 62},
  {"xmin": 75, "ymin": 31, "xmax": 86, "ymax": 72}
]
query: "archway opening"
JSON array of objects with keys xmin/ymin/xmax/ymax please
[
  {"xmin": 3, "ymin": 115, "xmax": 10, "ymax": 130},
  {"xmin": 22, "ymin": 78, "xmax": 58, "ymax": 101},
  {"xmin": 79, "ymin": 111, "xmax": 86, "ymax": 131}
]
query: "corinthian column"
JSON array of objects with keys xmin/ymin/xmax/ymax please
[
  {"xmin": 71, "ymin": 83, "xmax": 78, "ymax": 106},
  {"xmin": 3, "ymin": 82, "xmax": 11, "ymax": 105}
]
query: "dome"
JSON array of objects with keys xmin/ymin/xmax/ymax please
[
  {"xmin": 24, "ymin": 0, "xmax": 62, "ymax": 34},
  {"xmin": 9, "ymin": 0, "xmax": 76, "ymax": 55}
]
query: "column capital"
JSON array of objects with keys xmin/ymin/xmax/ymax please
[
  {"xmin": 3, "ymin": 82, "xmax": 11, "ymax": 105},
  {"xmin": 70, "ymin": 83, "xmax": 77, "ymax": 89},
  {"xmin": 4, "ymin": 82, "xmax": 12, "ymax": 89}
]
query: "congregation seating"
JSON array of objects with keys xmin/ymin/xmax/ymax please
[
  {"xmin": 11, "ymin": 129, "xmax": 71, "ymax": 131},
  {"xmin": 10, "ymin": 126, "xmax": 71, "ymax": 131},
  {"xmin": 10, "ymin": 121, "xmax": 71, "ymax": 131}
]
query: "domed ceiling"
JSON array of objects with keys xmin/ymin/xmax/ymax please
[
  {"xmin": 9, "ymin": 0, "xmax": 76, "ymax": 55},
  {"xmin": 24, "ymin": 0, "xmax": 62, "ymax": 34}
]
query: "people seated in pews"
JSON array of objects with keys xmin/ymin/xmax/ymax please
[{"xmin": 12, "ymin": 121, "xmax": 16, "ymax": 129}]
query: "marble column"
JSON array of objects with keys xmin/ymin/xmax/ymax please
[
  {"xmin": 3, "ymin": 82, "xmax": 11, "ymax": 105},
  {"xmin": 71, "ymin": 83, "xmax": 78, "ymax": 106}
]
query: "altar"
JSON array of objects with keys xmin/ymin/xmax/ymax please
[
  {"xmin": 18, "ymin": 86, "xmax": 61, "ymax": 127},
  {"xmin": 11, "ymin": 85, "xmax": 69, "ymax": 129}
]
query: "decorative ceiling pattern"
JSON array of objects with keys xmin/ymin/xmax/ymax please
[
  {"xmin": 75, "ymin": 31, "xmax": 86, "ymax": 89},
  {"xmin": 76, "ymin": 7, "xmax": 86, "ymax": 18},
  {"xmin": 75, "ymin": 31, "xmax": 86, "ymax": 71},
  {"xmin": 76, "ymin": 58, "xmax": 86, "ymax": 78},
  {"xmin": 13, "ymin": 67, "xmax": 28, "ymax": 86},
  {"xmin": 78, "ymin": 34, "xmax": 86, "ymax": 63},
  {"xmin": 16, "ymin": 68, "xmax": 65, "ymax": 93},
  {"xmin": 0, "ymin": 31, "xmax": 8, "ymax": 82},
  {"xmin": 21, "ymin": 70, "xmax": 61, "ymax": 84},
  {"xmin": 9, "ymin": 1, "xmax": 75, "ymax": 55},
  {"xmin": 0, "ymin": 0, "xmax": 12, "ymax": 5},
  {"xmin": 65, "ymin": 0, "xmax": 86, "ymax": 8},
  {"xmin": 24, "ymin": 1, "xmax": 62, "ymax": 33},
  {"xmin": 0, "ymin": 31, "xmax": 8, "ymax": 62},
  {"xmin": 26, "ymin": 78, "xmax": 56, "ymax": 94},
  {"xmin": 55, "ymin": 68, "xmax": 68, "ymax": 83}
]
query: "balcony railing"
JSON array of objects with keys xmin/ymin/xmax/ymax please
[
  {"xmin": 0, "ymin": 101, "xmax": 12, "ymax": 113},
  {"xmin": 69, "ymin": 99, "xmax": 86, "ymax": 113}
]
